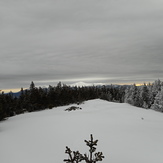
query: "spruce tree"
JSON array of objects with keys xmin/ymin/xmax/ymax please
[{"xmin": 64, "ymin": 134, "xmax": 104, "ymax": 163}]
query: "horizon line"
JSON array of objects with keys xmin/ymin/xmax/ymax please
[{"xmin": 1, "ymin": 82, "xmax": 147, "ymax": 93}]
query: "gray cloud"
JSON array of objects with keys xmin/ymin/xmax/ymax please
[{"xmin": 1, "ymin": 0, "xmax": 163, "ymax": 91}]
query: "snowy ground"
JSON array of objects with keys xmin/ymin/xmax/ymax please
[{"xmin": 1, "ymin": 99, "xmax": 163, "ymax": 163}]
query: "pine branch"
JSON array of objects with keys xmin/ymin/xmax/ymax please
[{"xmin": 64, "ymin": 134, "xmax": 104, "ymax": 163}]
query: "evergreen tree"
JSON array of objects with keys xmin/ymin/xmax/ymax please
[
  {"xmin": 64, "ymin": 134, "xmax": 104, "ymax": 163},
  {"xmin": 139, "ymin": 84, "xmax": 150, "ymax": 109},
  {"xmin": 130, "ymin": 84, "xmax": 140, "ymax": 107},
  {"xmin": 0, "ymin": 94, "xmax": 5, "ymax": 120},
  {"xmin": 152, "ymin": 86, "xmax": 163, "ymax": 112},
  {"xmin": 124, "ymin": 85, "xmax": 134, "ymax": 105}
]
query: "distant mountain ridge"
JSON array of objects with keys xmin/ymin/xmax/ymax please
[
  {"xmin": 70, "ymin": 81, "xmax": 105, "ymax": 87},
  {"xmin": 70, "ymin": 81, "xmax": 131, "ymax": 88}
]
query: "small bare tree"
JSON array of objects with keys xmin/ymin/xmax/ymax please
[{"xmin": 64, "ymin": 134, "xmax": 104, "ymax": 163}]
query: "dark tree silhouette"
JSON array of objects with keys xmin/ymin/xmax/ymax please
[{"xmin": 64, "ymin": 134, "xmax": 104, "ymax": 163}]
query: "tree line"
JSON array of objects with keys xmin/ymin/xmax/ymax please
[
  {"xmin": 1, "ymin": 79, "xmax": 163, "ymax": 121},
  {"xmin": 0, "ymin": 81, "xmax": 125, "ymax": 121}
]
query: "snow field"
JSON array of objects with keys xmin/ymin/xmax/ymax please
[{"xmin": 0, "ymin": 99, "xmax": 163, "ymax": 163}]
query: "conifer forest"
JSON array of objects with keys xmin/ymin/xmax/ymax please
[{"xmin": 1, "ymin": 79, "xmax": 163, "ymax": 121}]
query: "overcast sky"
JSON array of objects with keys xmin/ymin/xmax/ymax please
[{"xmin": 1, "ymin": 0, "xmax": 163, "ymax": 91}]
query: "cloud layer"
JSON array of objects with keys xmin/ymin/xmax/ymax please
[{"xmin": 1, "ymin": 0, "xmax": 163, "ymax": 90}]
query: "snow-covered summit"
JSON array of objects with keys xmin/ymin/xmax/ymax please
[
  {"xmin": 0, "ymin": 99, "xmax": 163, "ymax": 163},
  {"xmin": 70, "ymin": 81, "xmax": 105, "ymax": 87}
]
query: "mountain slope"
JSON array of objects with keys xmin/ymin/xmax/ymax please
[{"xmin": 0, "ymin": 99, "xmax": 163, "ymax": 163}]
